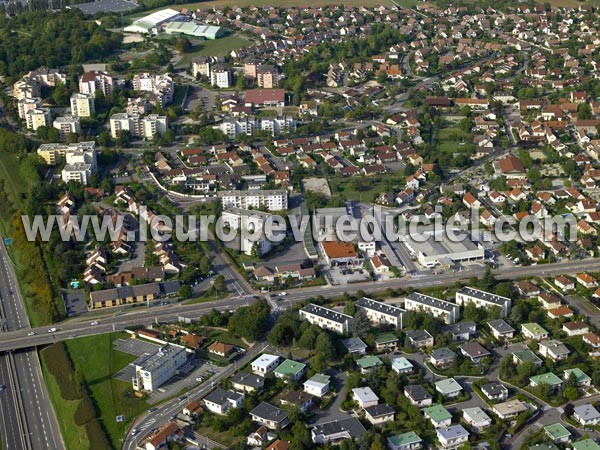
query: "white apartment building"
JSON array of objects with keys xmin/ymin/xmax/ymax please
[
  {"xmin": 219, "ymin": 190, "xmax": 288, "ymax": 211},
  {"xmin": 109, "ymin": 113, "xmax": 168, "ymax": 139},
  {"xmin": 299, "ymin": 303, "xmax": 352, "ymax": 334},
  {"xmin": 37, "ymin": 141, "xmax": 96, "ymax": 166},
  {"xmin": 79, "ymin": 70, "xmax": 114, "ymax": 96},
  {"xmin": 210, "ymin": 64, "xmax": 232, "ymax": 88},
  {"xmin": 221, "ymin": 207, "xmax": 282, "ymax": 256},
  {"xmin": 25, "ymin": 108, "xmax": 51, "ymax": 131},
  {"xmin": 217, "ymin": 119, "xmax": 255, "ymax": 139},
  {"xmin": 355, "ymin": 297, "xmax": 405, "ymax": 328},
  {"xmin": 61, "ymin": 164, "xmax": 92, "ymax": 185},
  {"xmin": 132, "ymin": 345, "xmax": 187, "ymax": 392},
  {"xmin": 53, "ymin": 115, "xmax": 81, "ymax": 138},
  {"xmin": 455, "ymin": 287, "xmax": 511, "ymax": 318},
  {"xmin": 70, "ymin": 93, "xmax": 95, "ymax": 117},
  {"xmin": 18, "ymin": 97, "xmax": 42, "ymax": 119},
  {"xmin": 132, "ymin": 73, "xmax": 173, "ymax": 107},
  {"xmin": 215, "ymin": 117, "xmax": 295, "ymax": 138},
  {"xmin": 404, "ymin": 293, "xmax": 460, "ymax": 324},
  {"xmin": 191, "ymin": 57, "xmax": 211, "ymax": 78},
  {"xmin": 260, "ymin": 116, "xmax": 295, "ymax": 136}
]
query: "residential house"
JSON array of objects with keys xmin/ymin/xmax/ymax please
[
  {"xmin": 429, "ymin": 347, "xmax": 456, "ymax": 368},
  {"xmin": 481, "ymin": 382, "xmax": 509, "ymax": 401},
  {"xmin": 357, "ymin": 355, "xmax": 384, "ymax": 374},
  {"xmin": 406, "ymin": 330, "xmax": 434, "ymax": 348},
  {"xmin": 521, "ymin": 323, "xmax": 549, "ymax": 340},
  {"xmin": 436, "ymin": 425, "xmax": 469, "ymax": 449},
  {"xmin": 311, "ymin": 417, "xmax": 366, "ymax": 444},
  {"xmin": 303, "ymin": 374, "xmax": 331, "ymax": 398},
  {"xmin": 574, "ymin": 404, "xmax": 600, "ymax": 427},
  {"xmin": 564, "ymin": 368, "xmax": 592, "ymax": 387},
  {"xmin": 364, "ymin": 404, "xmax": 395, "ymax": 426},
  {"xmin": 251, "ymin": 354, "xmax": 281, "ymax": 375},
  {"xmin": 404, "ymin": 385, "xmax": 433, "ymax": 408},
  {"xmin": 493, "ymin": 399, "xmax": 528, "ymax": 420},
  {"xmin": 423, "ymin": 404, "xmax": 452, "ymax": 428},
  {"xmin": 387, "ymin": 431, "xmax": 423, "ymax": 450},
  {"xmin": 463, "ymin": 407, "xmax": 492, "ymax": 431},
  {"xmin": 529, "ymin": 373, "xmax": 563, "ymax": 391},
  {"xmin": 230, "ymin": 371, "xmax": 265, "ymax": 393},
  {"xmin": 563, "ymin": 321, "xmax": 589, "ymax": 337},
  {"xmin": 352, "ymin": 387, "xmax": 379, "ymax": 409},
  {"xmin": 488, "ymin": 320, "xmax": 515, "ymax": 340},
  {"xmin": 538, "ymin": 340, "xmax": 570, "ymax": 362},
  {"xmin": 544, "ymin": 423, "xmax": 571, "ymax": 444},
  {"xmin": 342, "ymin": 337, "xmax": 368, "ymax": 355},
  {"xmin": 459, "ymin": 342, "xmax": 491, "ymax": 363},
  {"xmin": 279, "ymin": 391, "xmax": 313, "ymax": 413},
  {"xmin": 512, "ymin": 349, "xmax": 543, "ymax": 367},
  {"xmin": 203, "ymin": 388, "xmax": 244, "ymax": 415},
  {"xmin": 274, "ymin": 359, "xmax": 307, "ymax": 382},
  {"xmin": 250, "ymin": 402, "xmax": 289, "ymax": 430},
  {"xmin": 375, "ymin": 333, "xmax": 399, "ymax": 351},
  {"xmin": 435, "ymin": 378, "xmax": 463, "ymax": 399},
  {"xmin": 391, "ymin": 357, "xmax": 414, "ymax": 375}
]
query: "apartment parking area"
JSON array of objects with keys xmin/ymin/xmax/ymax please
[{"xmin": 327, "ymin": 265, "xmax": 371, "ymax": 285}]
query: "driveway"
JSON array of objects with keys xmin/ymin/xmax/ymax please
[{"xmin": 313, "ymin": 370, "xmax": 350, "ymax": 425}]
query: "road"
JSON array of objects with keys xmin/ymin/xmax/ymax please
[
  {"xmin": 122, "ymin": 342, "xmax": 271, "ymax": 450},
  {"xmin": 1, "ymin": 258, "xmax": 600, "ymax": 352},
  {"xmin": 0, "ymin": 237, "xmax": 64, "ymax": 450}
]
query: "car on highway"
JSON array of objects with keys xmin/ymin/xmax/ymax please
[
  {"xmin": 90, "ymin": 321, "xmax": 99, "ymax": 326},
  {"xmin": 131, "ymin": 428, "xmax": 138, "ymax": 436},
  {"xmin": 148, "ymin": 407, "xmax": 157, "ymax": 413},
  {"xmin": 27, "ymin": 331, "xmax": 35, "ymax": 336},
  {"xmin": 280, "ymin": 292, "xmax": 287, "ymax": 296},
  {"xmin": 47, "ymin": 327, "xmax": 57, "ymax": 333},
  {"xmin": 196, "ymin": 376, "xmax": 204, "ymax": 382},
  {"xmin": 0, "ymin": 384, "xmax": 5, "ymax": 391}
]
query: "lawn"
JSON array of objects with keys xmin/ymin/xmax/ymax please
[
  {"xmin": 328, "ymin": 172, "xmax": 405, "ymax": 202},
  {"xmin": 64, "ymin": 332, "xmax": 149, "ymax": 450},
  {"xmin": 39, "ymin": 352, "xmax": 89, "ymax": 450},
  {"xmin": 436, "ymin": 126, "xmax": 472, "ymax": 154},
  {"xmin": 0, "ymin": 152, "xmax": 26, "ymax": 207},
  {"xmin": 176, "ymin": 35, "xmax": 251, "ymax": 67}
]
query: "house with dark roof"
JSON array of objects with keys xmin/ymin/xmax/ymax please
[{"xmin": 250, "ymin": 402, "xmax": 289, "ymax": 430}]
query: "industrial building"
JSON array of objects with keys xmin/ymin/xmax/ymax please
[{"xmin": 132, "ymin": 345, "xmax": 187, "ymax": 392}]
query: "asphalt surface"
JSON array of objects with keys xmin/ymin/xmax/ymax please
[
  {"xmin": 0, "ymin": 237, "xmax": 64, "ymax": 450},
  {"xmin": 1, "ymin": 258, "xmax": 600, "ymax": 352}
]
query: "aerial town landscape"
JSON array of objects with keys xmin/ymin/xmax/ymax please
[{"xmin": 0, "ymin": 0, "xmax": 599, "ymax": 449}]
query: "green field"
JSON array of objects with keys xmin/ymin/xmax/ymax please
[
  {"xmin": 0, "ymin": 152, "xmax": 26, "ymax": 206},
  {"xmin": 329, "ymin": 172, "xmax": 405, "ymax": 202},
  {"xmin": 64, "ymin": 333, "xmax": 148, "ymax": 450},
  {"xmin": 40, "ymin": 354, "xmax": 89, "ymax": 450},
  {"xmin": 176, "ymin": 35, "xmax": 251, "ymax": 67},
  {"xmin": 436, "ymin": 126, "xmax": 472, "ymax": 154}
]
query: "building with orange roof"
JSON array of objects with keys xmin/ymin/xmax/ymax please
[
  {"xmin": 320, "ymin": 241, "xmax": 359, "ymax": 266},
  {"xmin": 207, "ymin": 341, "xmax": 235, "ymax": 357}
]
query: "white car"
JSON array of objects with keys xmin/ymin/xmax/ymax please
[
  {"xmin": 280, "ymin": 292, "xmax": 287, "ymax": 296},
  {"xmin": 90, "ymin": 321, "xmax": 99, "ymax": 326},
  {"xmin": 47, "ymin": 328, "xmax": 57, "ymax": 333},
  {"xmin": 27, "ymin": 331, "xmax": 35, "ymax": 336}
]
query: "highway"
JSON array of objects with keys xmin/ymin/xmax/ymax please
[
  {"xmin": 0, "ymin": 237, "xmax": 64, "ymax": 450},
  {"xmin": 1, "ymin": 257, "xmax": 600, "ymax": 352}
]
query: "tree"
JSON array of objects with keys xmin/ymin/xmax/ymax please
[
  {"xmin": 228, "ymin": 300, "xmax": 270, "ymax": 341},
  {"xmin": 314, "ymin": 332, "xmax": 335, "ymax": 360},
  {"xmin": 178, "ymin": 285, "xmax": 192, "ymax": 299},
  {"xmin": 175, "ymin": 37, "xmax": 191, "ymax": 53},
  {"xmin": 563, "ymin": 386, "xmax": 578, "ymax": 401},
  {"xmin": 351, "ymin": 309, "xmax": 371, "ymax": 338},
  {"xmin": 577, "ymin": 103, "xmax": 592, "ymax": 120},
  {"xmin": 564, "ymin": 402, "xmax": 574, "ymax": 417},
  {"xmin": 236, "ymin": 74, "xmax": 247, "ymax": 90}
]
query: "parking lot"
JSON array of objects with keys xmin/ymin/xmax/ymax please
[
  {"xmin": 327, "ymin": 265, "xmax": 371, "ymax": 285},
  {"xmin": 61, "ymin": 289, "xmax": 88, "ymax": 317}
]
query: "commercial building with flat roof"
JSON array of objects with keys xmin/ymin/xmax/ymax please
[
  {"xmin": 404, "ymin": 293, "xmax": 460, "ymax": 324},
  {"xmin": 299, "ymin": 303, "xmax": 352, "ymax": 334},
  {"xmin": 403, "ymin": 230, "xmax": 484, "ymax": 268},
  {"xmin": 164, "ymin": 21, "xmax": 223, "ymax": 39},
  {"xmin": 132, "ymin": 345, "xmax": 187, "ymax": 392}
]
